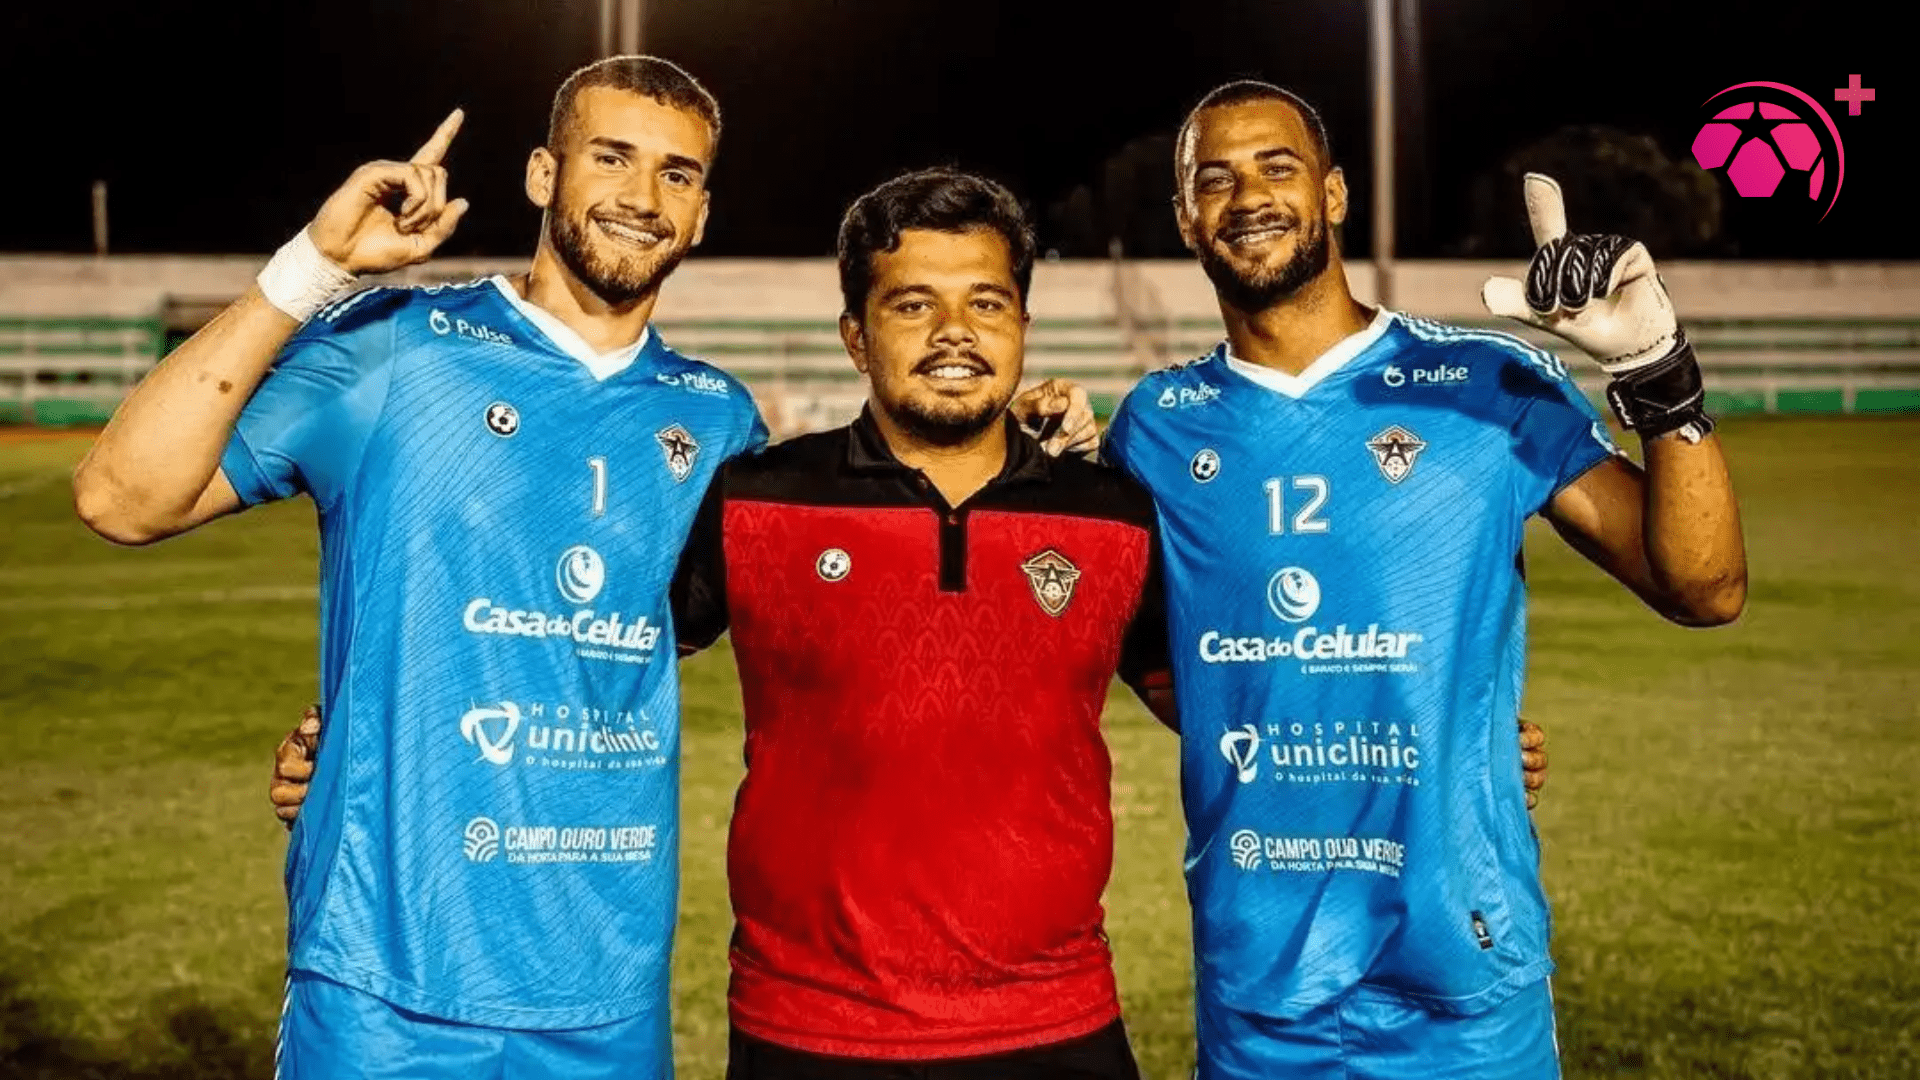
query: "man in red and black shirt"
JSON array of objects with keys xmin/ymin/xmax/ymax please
[{"xmin": 672, "ymin": 169, "xmax": 1175, "ymax": 1077}]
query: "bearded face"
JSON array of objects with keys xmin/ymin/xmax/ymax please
[
  {"xmin": 1177, "ymin": 99, "xmax": 1348, "ymax": 315},
  {"xmin": 876, "ymin": 337, "xmax": 1018, "ymax": 446},
  {"xmin": 534, "ymin": 86, "xmax": 714, "ymax": 307},
  {"xmin": 546, "ymin": 181, "xmax": 694, "ymax": 306},
  {"xmin": 1195, "ymin": 206, "xmax": 1333, "ymax": 312},
  {"xmin": 844, "ymin": 227, "xmax": 1027, "ymax": 448}
]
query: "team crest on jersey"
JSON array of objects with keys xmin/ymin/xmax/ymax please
[
  {"xmin": 1021, "ymin": 549, "xmax": 1082, "ymax": 617},
  {"xmin": 484, "ymin": 401, "xmax": 519, "ymax": 437},
  {"xmin": 654, "ymin": 424, "xmax": 699, "ymax": 482},
  {"xmin": 1366, "ymin": 425, "xmax": 1427, "ymax": 484},
  {"xmin": 1190, "ymin": 448, "xmax": 1221, "ymax": 482}
]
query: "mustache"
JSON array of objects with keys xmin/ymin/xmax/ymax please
[
  {"xmin": 912, "ymin": 350, "xmax": 993, "ymax": 376},
  {"xmin": 591, "ymin": 212, "xmax": 676, "ymax": 242},
  {"xmin": 1218, "ymin": 211, "xmax": 1299, "ymax": 243}
]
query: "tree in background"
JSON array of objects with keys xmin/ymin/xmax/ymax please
[
  {"xmin": 1045, "ymin": 133, "xmax": 1188, "ymax": 259},
  {"xmin": 1458, "ymin": 125, "xmax": 1725, "ymax": 258}
]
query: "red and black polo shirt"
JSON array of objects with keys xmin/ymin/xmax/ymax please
[{"xmin": 671, "ymin": 407, "xmax": 1170, "ymax": 1060}]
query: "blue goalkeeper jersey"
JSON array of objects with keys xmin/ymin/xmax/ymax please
[
  {"xmin": 1102, "ymin": 309, "xmax": 1616, "ymax": 1020},
  {"xmin": 221, "ymin": 276, "xmax": 766, "ymax": 1029}
]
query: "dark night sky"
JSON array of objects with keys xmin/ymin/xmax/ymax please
[{"xmin": 0, "ymin": 0, "xmax": 1908, "ymax": 260}]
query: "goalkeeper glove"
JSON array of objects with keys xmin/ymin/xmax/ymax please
[{"xmin": 1481, "ymin": 173, "xmax": 1714, "ymax": 443}]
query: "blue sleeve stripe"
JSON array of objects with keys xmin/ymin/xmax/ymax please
[
  {"xmin": 1397, "ymin": 315, "xmax": 1573, "ymax": 382},
  {"xmin": 1542, "ymin": 430, "xmax": 1617, "ymax": 511},
  {"xmin": 219, "ymin": 431, "xmax": 278, "ymax": 506},
  {"xmin": 316, "ymin": 286, "xmax": 390, "ymax": 324},
  {"xmin": 1563, "ymin": 420, "xmax": 1617, "ymax": 476}
]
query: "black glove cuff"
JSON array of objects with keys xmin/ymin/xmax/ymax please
[{"xmin": 1605, "ymin": 330, "xmax": 1716, "ymax": 443}]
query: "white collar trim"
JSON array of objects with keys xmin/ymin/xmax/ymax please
[
  {"xmin": 488, "ymin": 275, "xmax": 651, "ymax": 381},
  {"xmin": 1223, "ymin": 308, "xmax": 1395, "ymax": 399}
]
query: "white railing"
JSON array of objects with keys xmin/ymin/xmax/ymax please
[
  {"xmin": 0, "ymin": 317, "xmax": 162, "ymax": 424},
  {"xmin": 3, "ymin": 313, "xmax": 1917, "ymax": 429}
]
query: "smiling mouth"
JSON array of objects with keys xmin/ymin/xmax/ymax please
[
  {"xmin": 595, "ymin": 217, "xmax": 668, "ymax": 248},
  {"xmin": 1222, "ymin": 224, "xmax": 1292, "ymax": 249},
  {"xmin": 914, "ymin": 358, "xmax": 991, "ymax": 383}
]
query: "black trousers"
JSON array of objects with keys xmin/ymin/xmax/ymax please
[{"xmin": 725, "ymin": 1020, "xmax": 1143, "ymax": 1080}]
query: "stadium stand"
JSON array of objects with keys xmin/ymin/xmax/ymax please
[
  {"xmin": 0, "ymin": 315, "xmax": 163, "ymax": 426},
  {"xmin": 3, "ymin": 256, "xmax": 1916, "ymax": 430},
  {"xmin": 4, "ymin": 310, "xmax": 1915, "ymax": 431}
]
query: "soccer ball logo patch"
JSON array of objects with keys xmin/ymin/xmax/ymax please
[
  {"xmin": 655, "ymin": 424, "xmax": 699, "ymax": 483},
  {"xmin": 485, "ymin": 401, "xmax": 519, "ymax": 437},
  {"xmin": 816, "ymin": 548, "xmax": 851, "ymax": 582},
  {"xmin": 1366, "ymin": 425, "xmax": 1427, "ymax": 484},
  {"xmin": 1021, "ymin": 549, "xmax": 1082, "ymax": 617},
  {"xmin": 1190, "ymin": 448, "xmax": 1220, "ymax": 483}
]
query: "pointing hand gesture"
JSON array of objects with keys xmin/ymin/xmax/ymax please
[
  {"xmin": 1480, "ymin": 173, "xmax": 1678, "ymax": 374},
  {"xmin": 308, "ymin": 109, "xmax": 471, "ymax": 275},
  {"xmin": 1481, "ymin": 173, "xmax": 1715, "ymax": 441}
]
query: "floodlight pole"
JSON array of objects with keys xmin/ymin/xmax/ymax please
[
  {"xmin": 1370, "ymin": 0, "xmax": 1395, "ymax": 311},
  {"xmin": 598, "ymin": 0, "xmax": 641, "ymax": 57},
  {"xmin": 91, "ymin": 180, "xmax": 108, "ymax": 257},
  {"xmin": 598, "ymin": 0, "xmax": 641, "ymax": 56},
  {"xmin": 620, "ymin": 0, "xmax": 643, "ymax": 54}
]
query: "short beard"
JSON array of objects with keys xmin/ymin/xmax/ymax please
[
  {"xmin": 548, "ymin": 207, "xmax": 688, "ymax": 307},
  {"xmin": 886, "ymin": 387, "xmax": 1013, "ymax": 448},
  {"xmin": 1198, "ymin": 213, "xmax": 1332, "ymax": 313}
]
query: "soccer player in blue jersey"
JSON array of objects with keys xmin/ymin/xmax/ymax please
[
  {"xmin": 1100, "ymin": 82, "xmax": 1747, "ymax": 1078},
  {"xmin": 73, "ymin": 57, "xmax": 768, "ymax": 1080}
]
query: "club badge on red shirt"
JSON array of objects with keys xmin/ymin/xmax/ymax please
[{"xmin": 1021, "ymin": 549, "xmax": 1082, "ymax": 616}]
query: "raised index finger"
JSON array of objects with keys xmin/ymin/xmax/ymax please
[
  {"xmin": 411, "ymin": 108, "xmax": 465, "ymax": 166},
  {"xmin": 1521, "ymin": 172, "xmax": 1568, "ymax": 247}
]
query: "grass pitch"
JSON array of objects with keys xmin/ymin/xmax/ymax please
[{"xmin": 0, "ymin": 419, "xmax": 1915, "ymax": 1079}]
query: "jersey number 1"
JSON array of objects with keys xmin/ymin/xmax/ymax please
[
  {"xmin": 1265, "ymin": 476, "xmax": 1329, "ymax": 534},
  {"xmin": 588, "ymin": 457, "xmax": 608, "ymax": 517}
]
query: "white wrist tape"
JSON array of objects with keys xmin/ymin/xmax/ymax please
[{"xmin": 257, "ymin": 228, "xmax": 358, "ymax": 322}]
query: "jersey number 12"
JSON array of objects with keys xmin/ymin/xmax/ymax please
[{"xmin": 1265, "ymin": 475, "xmax": 1329, "ymax": 535}]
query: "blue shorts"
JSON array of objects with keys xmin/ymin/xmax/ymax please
[
  {"xmin": 1196, "ymin": 980, "xmax": 1559, "ymax": 1080},
  {"xmin": 276, "ymin": 971, "xmax": 672, "ymax": 1080}
]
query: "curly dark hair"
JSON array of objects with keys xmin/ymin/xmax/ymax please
[{"xmin": 836, "ymin": 168, "xmax": 1036, "ymax": 318}]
